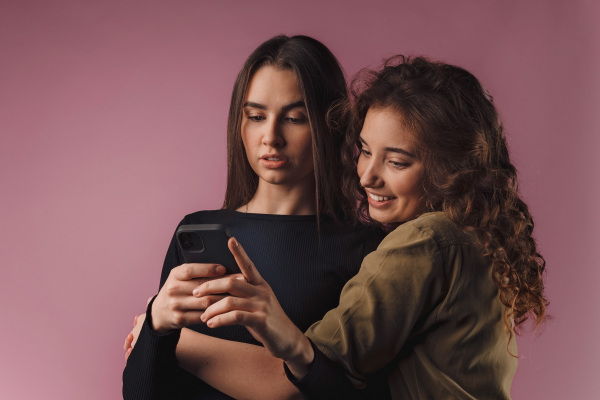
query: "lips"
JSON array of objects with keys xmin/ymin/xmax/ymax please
[
  {"xmin": 366, "ymin": 191, "xmax": 396, "ymax": 208},
  {"xmin": 260, "ymin": 154, "xmax": 288, "ymax": 168}
]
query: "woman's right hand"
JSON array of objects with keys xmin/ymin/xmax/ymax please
[
  {"xmin": 194, "ymin": 238, "xmax": 315, "ymax": 378},
  {"xmin": 150, "ymin": 263, "xmax": 228, "ymax": 334}
]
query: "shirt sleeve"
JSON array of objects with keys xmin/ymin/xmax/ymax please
[
  {"xmin": 122, "ymin": 219, "xmax": 189, "ymax": 399},
  {"xmin": 285, "ymin": 340, "xmax": 392, "ymax": 400},
  {"xmin": 122, "ymin": 297, "xmax": 183, "ymax": 400},
  {"xmin": 305, "ymin": 223, "xmax": 446, "ymax": 386}
]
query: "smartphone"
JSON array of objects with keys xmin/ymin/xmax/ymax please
[{"xmin": 175, "ymin": 224, "xmax": 240, "ymax": 274}]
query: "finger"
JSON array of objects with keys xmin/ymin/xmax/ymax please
[
  {"xmin": 172, "ymin": 263, "xmax": 227, "ymax": 281},
  {"xmin": 162, "ymin": 278, "xmax": 210, "ymax": 299},
  {"xmin": 131, "ymin": 333, "xmax": 139, "ymax": 348},
  {"xmin": 133, "ymin": 315, "xmax": 138, "ymax": 327},
  {"xmin": 228, "ymin": 238, "xmax": 263, "ymax": 285},
  {"xmin": 124, "ymin": 333, "xmax": 133, "ymax": 351},
  {"xmin": 125, "ymin": 347, "xmax": 132, "ymax": 361},
  {"xmin": 135, "ymin": 313, "xmax": 146, "ymax": 328},
  {"xmin": 173, "ymin": 293, "xmax": 227, "ymax": 312},
  {"xmin": 193, "ymin": 274, "xmax": 258, "ymax": 298},
  {"xmin": 193, "ymin": 294, "xmax": 226, "ymax": 309},
  {"xmin": 201, "ymin": 295, "xmax": 258, "ymax": 324},
  {"xmin": 205, "ymin": 309, "xmax": 258, "ymax": 330},
  {"xmin": 169, "ymin": 310, "xmax": 206, "ymax": 328}
]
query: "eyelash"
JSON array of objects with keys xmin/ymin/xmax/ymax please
[
  {"xmin": 359, "ymin": 149, "xmax": 411, "ymax": 169},
  {"xmin": 285, "ymin": 117, "xmax": 306, "ymax": 124},
  {"xmin": 390, "ymin": 161, "xmax": 411, "ymax": 169},
  {"xmin": 246, "ymin": 115, "xmax": 306, "ymax": 124}
]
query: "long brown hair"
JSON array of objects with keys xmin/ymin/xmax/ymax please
[
  {"xmin": 344, "ymin": 55, "xmax": 548, "ymax": 342},
  {"xmin": 223, "ymin": 35, "xmax": 352, "ymax": 221}
]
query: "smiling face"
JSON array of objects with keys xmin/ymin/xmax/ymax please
[
  {"xmin": 357, "ymin": 107, "xmax": 425, "ymax": 224},
  {"xmin": 240, "ymin": 65, "xmax": 314, "ymax": 190}
]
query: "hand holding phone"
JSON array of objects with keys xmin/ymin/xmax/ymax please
[{"xmin": 176, "ymin": 224, "xmax": 241, "ymax": 274}]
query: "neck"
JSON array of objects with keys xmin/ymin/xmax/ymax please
[{"xmin": 239, "ymin": 180, "xmax": 317, "ymax": 215}]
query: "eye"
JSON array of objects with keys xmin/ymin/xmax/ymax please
[
  {"xmin": 285, "ymin": 116, "xmax": 307, "ymax": 124},
  {"xmin": 359, "ymin": 149, "xmax": 371, "ymax": 157},
  {"xmin": 247, "ymin": 115, "xmax": 265, "ymax": 122},
  {"xmin": 389, "ymin": 160, "xmax": 411, "ymax": 169}
]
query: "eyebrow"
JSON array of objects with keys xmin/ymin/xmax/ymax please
[
  {"xmin": 243, "ymin": 100, "xmax": 306, "ymax": 112},
  {"xmin": 359, "ymin": 137, "xmax": 416, "ymax": 158}
]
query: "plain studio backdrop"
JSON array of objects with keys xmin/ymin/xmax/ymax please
[{"xmin": 1, "ymin": 1, "xmax": 598, "ymax": 398}]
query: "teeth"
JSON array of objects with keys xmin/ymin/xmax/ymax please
[
  {"xmin": 265, "ymin": 158, "xmax": 281, "ymax": 161},
  {"xmin": 368, "ymin": 193, "xmax": 394, "ymax": 202}
]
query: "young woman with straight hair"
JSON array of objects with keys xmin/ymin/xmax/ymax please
[{"xmin": 122, "ymin": 35, "xmax": 383, "ymax": 399}]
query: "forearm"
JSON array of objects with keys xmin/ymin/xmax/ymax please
[{"xmin": 176, "ymin": 328, "xmax": 303, "ymax": 400}]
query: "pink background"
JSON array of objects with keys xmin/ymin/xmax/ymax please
[{"xmin": 1, "ymin": 0, "xmax": 598, "ymax": 398}]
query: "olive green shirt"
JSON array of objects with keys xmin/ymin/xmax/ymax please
[{"xmin": 306, "ymin": 212, "xmax": 517, "ymax": 399}]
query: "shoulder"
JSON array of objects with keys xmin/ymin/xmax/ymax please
[
  {"xmin": 379, "ymin": 212, "xmax": 472, "ymax": 253},
  {"xmin": 179, "ymin": 209, "xmax": 231, "ymax": 225},
  {"xmin": 320, "ymin": 218, "xmax": 386, "ymax": 252}
]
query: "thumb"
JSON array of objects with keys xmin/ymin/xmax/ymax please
[{"xmin": 228, "ymin": 237, "xmax": 263, "ymax": 285}]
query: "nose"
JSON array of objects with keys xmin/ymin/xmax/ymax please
[
  {"xmin": 359, "ymin": 158, "xmax": 382, "ymax": 188},
  {"xmin": 262, "ymin": 120, "xmax": 284, "ymax": 148}
]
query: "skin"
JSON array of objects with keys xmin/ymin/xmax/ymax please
[
  {"xmin": 240, "ymin": 65, "xmax": 316, "ymax": 215},
  {"xmin": 125, "ymin": 65, "xmax": 319, "ymax": 399},
  {"xmin": 196, "ymin": 106, "xmax": 426, "ymax": 378},
  {"xmin": 357, "ymin": 107, "xmax": 425, "ymax": 224}
]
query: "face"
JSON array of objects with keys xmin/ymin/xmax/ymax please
[
  {"xmin": 241, "ymin": 65, "xmax": 314, "ymax": 189},
  {"xmin": 357, "ymin": 107, "xmax": 425, "ymax": 224}
]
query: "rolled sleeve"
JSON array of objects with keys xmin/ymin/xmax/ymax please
[{"xmin": 305, "ymin": 223, "xmax": 445, "ymax": 384}]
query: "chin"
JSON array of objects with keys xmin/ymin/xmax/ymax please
[{"xmin": 368, "ymin": 210, "xmax": 394, "ymax": 225}]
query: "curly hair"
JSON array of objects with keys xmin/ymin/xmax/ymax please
[{"xmin": 342, "ymin": 55, "xmax": 548, "ymax": 346}]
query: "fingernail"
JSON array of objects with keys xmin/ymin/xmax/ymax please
[
  {"xmin": 236, "ymin": 275, "xmax": 246, "ymax": 281},
  {"xmin": 193, "ymin": 289, "xmax": 200, "ymax": 296},
  {"xmin": 215, "ymin": 265, "xmax": 225, "ymax": 274},
  {"xmin": 233, "ymin": 238, "xmax": 239, "ymax": 247}
]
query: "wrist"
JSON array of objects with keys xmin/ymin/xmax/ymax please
[
  {"xmin": 148, "ymin": 296, "xmax": 173, "ymax": 335},
  {"xmin": 284, "ymin": 333, "xmax": 314, "ymax": 379}
]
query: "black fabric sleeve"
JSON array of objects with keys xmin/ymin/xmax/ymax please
[
  {"xmin": 283, "ymin": 340, "xmax": 362, "ymax": 400},
  {"xmin": 122, "ymin": 297, "xmax": 183, "ymax": 400},
  {"xmin": 284, "ymin": 340, "xmax": 391, "ymax": 400}
]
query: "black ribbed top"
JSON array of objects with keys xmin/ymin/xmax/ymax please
[{"xmin": 123, "ymin": 210, "xmax": 383, "ymax": 399}]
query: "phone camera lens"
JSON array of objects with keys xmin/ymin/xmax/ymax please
[{"xmin": 180, "ymin": 233, "xmax": 194, "ymax": 250}]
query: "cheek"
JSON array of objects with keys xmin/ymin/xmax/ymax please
[
  {"xmin": 404, "ymin": 173, "xmax": 425, "ymax": 203},
  {"xmin": 240, "ymin": 122, "xmax": 258, "ymax": 149},
  {"xmin": 393, "ymin": 170, "xmax": 424, "ymax": 199},
  {"xmin": 240, "ymin": 128, "xmax": 253, "ymax": 161}
]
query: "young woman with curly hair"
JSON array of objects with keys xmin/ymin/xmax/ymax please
[{"xmin": 195, "ymin": 55, "xmax": 548, "ymax": 399}]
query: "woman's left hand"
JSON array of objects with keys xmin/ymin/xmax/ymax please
[
  {"xmin": 193, "ymin": 238, "xmax": 314, "ymax": 372},
  {"xmin": 124, "ymin": 313, "xmax": 146, "ymax": 360}
]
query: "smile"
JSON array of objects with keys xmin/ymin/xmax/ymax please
[{"xmin": 368, "ymin": 192, "xmax": 395, "ymax": 202}]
